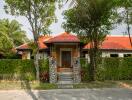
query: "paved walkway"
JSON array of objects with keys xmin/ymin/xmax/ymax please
[{"xmin": 0, "ymin": 88, "xmax": 131, "ymax": 100}]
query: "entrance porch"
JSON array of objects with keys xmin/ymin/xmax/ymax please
[{"xmin": 49, "ymin": 43, "xmax": 81, "ymax": 84}]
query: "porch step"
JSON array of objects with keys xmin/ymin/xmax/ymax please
[
  {"xmin": 58, "ymin": 80, "xmax": 73, "ymax": 84},
  {"xmin": 57, "ymin": 72, "xmax": 73, "ymax": 89},
  {"xmin": 58, "ymin": 68, "xmax": 73, "ymax": 72},
  {"xmin": 57, "ymin": 83, "xmax": 73, "ymax": 89},
  {"xmin": 58, "ymin": 72, "xmax": 73, "ymax": 81}
]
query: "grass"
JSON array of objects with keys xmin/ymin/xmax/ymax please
[
  {"xmin": 0, "ymin": 80, "xmax": 131, "ymax": 90},
  {"xmin": 0, "ymin": 80, "xmax": 57, "ymax": 90},
  {"xmin": 73, "ymin": 81, "xmax": 120, "ymax": 89},
  {"xmin": 121, "ymin": 80, "xmax": 132, "ymax": 86}
]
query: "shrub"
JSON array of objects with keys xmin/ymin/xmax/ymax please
[
  {"xmin": 81, "ymin": 57, "xmax": 132, "ymax": 81},
  {"xmin": 0, "ymin": 59, "xmax": 35, "ymax": 81},
  {"xmin": 80, "ymin": 58, "xmax": 90, "ymax": 82},
  {"xmin": 97, "ymin": 57, "xmax": 132, "ymax": 80},
  {"xmin": 0, "ymin": 59, "xmax": 50, "ymax": 82},
  {"xmin": 39, "ymin": 58, "xmax": 49, "ymax": 82}
]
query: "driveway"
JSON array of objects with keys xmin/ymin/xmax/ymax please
[{"xmin": 0, "ymin": 88, "xmax": 131, "ymax": 100}]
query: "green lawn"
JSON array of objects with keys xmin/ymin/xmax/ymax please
[
  {"xmin": 0, "ymin": 80, "xmax": 131, "ymax": 90},
  {"xmin": 0, "ymin": 81, "xmax": 57, "ymax": 90}
]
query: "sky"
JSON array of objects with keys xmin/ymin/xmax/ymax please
[{"xmin": 0, "ymin": 0, "xmax": 131, "ymax": 39}]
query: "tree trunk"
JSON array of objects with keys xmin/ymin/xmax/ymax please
[
  {"xmin": 88, "ymin": 31, "xmax": 99, "ymax": 81},
  {"xmin": 126, "ymin": 7, "xmax": 132, "ymax": 47},
  {"xmin": 89, "ymin": 48, "xmax": 95, "ymax": 81},
  {"xmin": 34, "ymin": 50, "xmax": 40, "ymax": 81}
]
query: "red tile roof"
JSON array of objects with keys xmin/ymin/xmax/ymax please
[
  {"xmin": 16, "ymin": 43, "xmax": 29, "ymax": 50},
  {"xmin": 16, "ymin": 35, "xmax": 52, "ymax": 50},
  {"xmin": 45, "ymin": 32, "xmax": 80, "ymax": 43},
  {"xmin": 38, "ymin": 35, "xmax": 52, "ymax": 49},
  {"xmin": 84, "ymin": 36, "xmax": 132, "ymax": 50}
]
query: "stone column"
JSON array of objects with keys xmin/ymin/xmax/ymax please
[
  {"xmin": 49, "ymin": 57, "xmax": 57, "ymax": 83},
  {"xmin": 73, "ymin": 57, "xmax": 81, "ymax": 83}
]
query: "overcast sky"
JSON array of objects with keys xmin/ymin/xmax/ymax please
[{"xmin": 0, "ymin": 0, "xmax": 131, "ymax": 39}]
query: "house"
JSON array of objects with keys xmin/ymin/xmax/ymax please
[
  {"xmin": 16, "ymin": 32, "xmax": 132, "ymax": 83},
  {"xmin": 16, "ymin": 32, "xmax": 132, "ymax": 60}
]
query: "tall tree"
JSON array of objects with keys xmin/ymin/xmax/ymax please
[
  {"xmin": 4, "ymin": 0, "xmax": 56, "ymax": 81},
  {"xmin": 0, "ymin": 31, "xmax": 13, "ymax": 57},
  {"xmin": 0, "ymin": 19, "xmax": 28, "ymax": 46},
  {"xmin": 63, "ymin": 0, "xmax": 117, "ymax": 81},
  {"xmin": 116, "ymin": 0, "xmax": 132, "ymax": 47}
]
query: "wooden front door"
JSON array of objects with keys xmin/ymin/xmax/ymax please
[{"xmin": 61, "ymin": 51, "xmax": 71, "ymax": 68}]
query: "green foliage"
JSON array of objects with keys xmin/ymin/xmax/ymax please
[
  {"xmin": 0, "ymin": 33, "xmax": 13, "ymax": 55},
  {"xmin": 63, "ymin": 0, "xmax": 118, "ymax": 81},
  {"xmin": 0, "ymin": 59, "xmax": 50, "ymax": 81},
  {"xmin": 0, "ymin": 19, "xmax": 29, "ymax": 46},
  {"xmin": 4, "ymin": 0, "xmax": 56, "ymax": 81},
  {"xmin": 81, "ymin": 57, "xmax": 132, "ymax": 81},
  {"xmin": 97, "ymin": 57, "xmax": 132, "ymax": 81},
  {"xmin": 39, "ymin": 58, "xmax": 49, "ymax": 71},
  {"xmin": 0, "ymin": 59, "xmax": 35, "ymax": 81},
  {"xmin": 0, "ymin": 19, "xmax": 29, "ymax": 58},
  {"xmin": 4, "ymin": 0, "xmax": 56, "ymax": 36},
  {"xmin": 39, "ymin": 58, "xmax": 49, "ymax": 82},
  {"xmin": 80, "ymin": 58, "xmax": 90, "ymax": 82},
  {"xmin": 63, "ymin": 0, "xmax": 117, "ymax": 40}
]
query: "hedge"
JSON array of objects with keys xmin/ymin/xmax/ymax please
[
  {"xmin": 81, "ymin": 57, "xmax": 132, "ymax": 81},
  {"xmin": 80, "ymin": 58, "xmax": 90, "ymax": 82},
  {"xmin": 0, "ymin": 57, "xmax": 131, "ymax": 82},
  {"xmin": 0, "ymin": 59, "xmax": 49, "ymax": 81}
]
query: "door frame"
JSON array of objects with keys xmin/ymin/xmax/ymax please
[{"xmin": 60, "ymin": 48, "xmax": 72, "ymax": 67}]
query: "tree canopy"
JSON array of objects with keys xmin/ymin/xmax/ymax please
[
  {"xmin": 4, "ymin": 0, "xmax": 56, "ymax": 39},
  {"xmin": 0, "ymin": 19, "xmax": 28, "ymax": 57},
  {"xmin": 63, "ymin": 0, "xmax": 117, "ymax": 42},
  {"xmin": 63, "ymin": 0, "xmax": 118, "ymax": 81},
  {"xmin": 4, "ymin": 0, "xmax": 56, "ymax": 81}
]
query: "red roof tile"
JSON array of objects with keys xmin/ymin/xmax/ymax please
[
  {"xmin": 45, "ymin": 32, "xmax": 80, "ymax": 43},
  {"xmin": 16, "ymin": 43, "xmax": 29, "ymax": 50},
  {"xmin": 16, "ymin": 35, "xmax": 52, "ymax": 50},
  {"xmin": 84, "ymin": 36, "xmax": 132, "ymax": 50}
]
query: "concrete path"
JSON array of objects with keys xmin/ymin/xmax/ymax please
[{"xmin": 0, "ymin": 88, "xmax": 131, "ymax": 100}]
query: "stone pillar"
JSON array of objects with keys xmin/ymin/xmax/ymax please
[
  {"xmin": 73, "ymin": 57, "xmax": 81, "ymax": 83},
  {"xmin": 49, "ymin": 57, "xmax": 57, "ymax": 83}
]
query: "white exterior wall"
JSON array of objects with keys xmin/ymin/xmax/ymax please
[
  {"xmin": 27, "ymin": 52, "xmax": 31, "ymax": 59},
  {"xmin": 21, "ymin": 51, "xmax": 31, "ymax": 59},
  {"xmin": 85, "ymin": 54, "xmax": 90, "ymax": 62},
  {"xmin": 102, "ymin": 52, "xmax": 110, "ymax": 57},
  {"xmin": 85, "ymin": 51, "xmax": 132, "ymax": 59},
  {"xmin": 39, "ymin": 52, "xmax": 48, "ymax": 59},
  {"xmin": 102, "ymin": 51, "xmax": 132, "ymax": 57}
]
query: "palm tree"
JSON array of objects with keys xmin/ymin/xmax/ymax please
[
  {"xmin": 0, "ymin": 19, "xmax": 29, "ymax": 57},
  {"xmin": 0, "ymin": 19, "xmax": 29, "ymax": 47}
]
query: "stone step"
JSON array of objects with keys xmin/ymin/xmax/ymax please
[
  {"xmin": 58, "ymin": 80, "xmax": 73, "ymax": 84},
  {"xmin": 58, "ymin": 75, "xmax": 73, "ymax": 77},
  {"xmin": 58, "ymin": 72, "xmax": 73, "ymax": 75},
  {"xmin": 58, "ymin": 77, "xmax": 73, "ymax": 80},
  {"xmin": 58, "ymin": 84, "xmax": 73, "ymax": 89},
  {"xmin": 57, "ymin": 81, "xmax": 73, "ymax": 89},
  {"xmin": 57, "ymin": 72, "xmax": 74, "ymax": 88},
  {"xmin": 58, "ymin": 72, "xmax": 73, "ymax": 81}
]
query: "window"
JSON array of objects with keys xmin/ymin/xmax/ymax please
[
  {"xmin": 110, "ymin": 54, "xmax": 119, "ymax": 57},
  {"xmin": 124, "ymin": 54, "xmax": 132, "ymax": 57}
]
